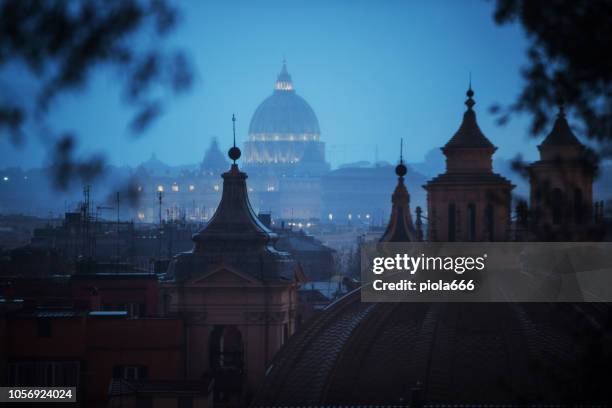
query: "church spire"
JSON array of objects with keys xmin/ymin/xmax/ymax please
[
  {"xmin": 444, "ymin": 85, "xmax": 494, "ymax": 149},
  {"xmin": 192, "ymin": 114, "xmax": 274, "ymax": 252},
  {"xmin": 539, "ymin": 101, "xmax": 583, "ymax": 148},
  {"xmin": 380, "ymin": 139, "xmax": 416, "ymax": 242}
]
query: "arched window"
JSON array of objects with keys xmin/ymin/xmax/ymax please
[
  {"xmin": 467, "ymin": 203, "xmax": 476, "ymax": 241},
  {"xmin": 574, "ymin": 188, "xmax": 584, "ymax": 224},
  {"xmin": 448, "ymin": 203, "xmax": 456, "ymax": 242},
  {"xmin": 209, "ymin": 325, "xmax": 244, "ymax": 371},
  {"xmin": 486, "ymin": 203, "xmax": 495, "ymax": 241},
  {"xmin": 552, "ymin": 188, "xmax": 563, "ymax": 225}
]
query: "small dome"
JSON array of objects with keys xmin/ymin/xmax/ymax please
[{"xmin": 248, "ymin": 62, "xmax": 320, "ymax": 137}]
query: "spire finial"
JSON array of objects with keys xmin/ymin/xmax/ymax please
[
  {"xmin": 232, "ymin": 114, "xmax": 236, "ymax": 148},
  {"xmin": 228, "ymin": 114, "xmax": 241, "ymax": 163},
  {"xmin": 466, "ymin": 76, "xmax": 475, "ymax": 110},
  {"xmin": 395, "ymin": 138, "xmax": 407, "ymax": 177},
  {"xmin": 557, "ymin": 98, "xmax": 566, "ymax": 118}
]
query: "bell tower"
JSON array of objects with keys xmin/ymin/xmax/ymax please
[
  {"xmin": 163, "ymin": 115, "xmax": 304, "ymax": 404},
  {"xmin": 424, "ymin": 86, "xmax": 514, "ymax": 241},
  {"xmin": 528, "ymin": 103, "xmax": 599, "ymax": 240}
]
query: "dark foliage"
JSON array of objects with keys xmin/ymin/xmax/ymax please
[
  {"xmin": 491, "ymin": 0, "xmax": 612, "ymax": 149},
  {"xmin": 0, "ymin": 0, "xmax": 192, "ymax": 188}
]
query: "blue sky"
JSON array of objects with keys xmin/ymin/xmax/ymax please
[{"xmin": 1, "ymin": 0, "xmax": 539, "ymax": 170}]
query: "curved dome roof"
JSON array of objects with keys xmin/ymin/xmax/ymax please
[
  {"xmin": 255, "ymin": 291, "xmax": 612, "ymax": 405},
  {"xmin": 248, "ymin": 62, "xmax": 320, "ymax": 136}
]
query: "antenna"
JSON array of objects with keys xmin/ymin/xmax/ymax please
[
  {"xmin": 400, "ymin": 138, "xmax": 404, "ymax": 163},
  {"xmin": 469, "ymin": 71, "xmax": 472, "ymax": 91}
]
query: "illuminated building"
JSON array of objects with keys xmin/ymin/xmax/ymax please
[
  {"xmin": 244, "ymin": 60, "xmax": 328, "ymax": 173},
  {"xmin": 244, "ymin": 61, "xmax": 330, "ymax": 220}
]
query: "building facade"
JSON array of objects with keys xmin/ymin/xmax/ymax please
[{"xmin": 160, "ymin": 144, "xmax": 304, "ymax": 405}]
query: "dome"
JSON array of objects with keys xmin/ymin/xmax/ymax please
[
  {"xmin": 255, "ymin": 293, "xmax": 612, "ymax": 405},
  {"xmin": 248, "ymin": 62, "xmax": 320, "ymax": 138}
]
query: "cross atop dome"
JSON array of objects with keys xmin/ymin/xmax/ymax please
[
  {"xmin": 275, "ymin": 59, "xmax": 294, "ymax": 91},
  {"xmin": 228, "ymin": 114, "xmax": 241, "ymax": 164}
]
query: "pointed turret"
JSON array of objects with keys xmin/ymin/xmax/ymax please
[
  {"xmin": 528, "ymin": 102, "xmax": 599, "ymax": 240},
  {"xmin": 442, "ymin": 86, "xmax": 497, "ymax": 173},
  {"xmin": 380, "ymin": 139, "xmax": 417, "ymax": 242},
  {"xmin": 537, "ymin": 103, "xmax": 585, "ymax": 160},
  {"xmin": 444, "ymin": 86, "xmax": 495, "ymax": 150}
]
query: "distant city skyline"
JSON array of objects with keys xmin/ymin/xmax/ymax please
[{"xmin": 0, "ymin": 0, "xmax": 570, "ymax": 170}]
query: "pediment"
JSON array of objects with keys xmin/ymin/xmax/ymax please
[{"xmin": 186, "ymin": 265, "xmax": 259, "ymax": 286}]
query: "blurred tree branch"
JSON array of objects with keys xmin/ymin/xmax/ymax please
[
  {"xmin": 491, "ymin": 0, "xmax": 612, "ymax": 154},
  {"xmin": 0, "ymin": 0, "xmax": 192, "ymax": 188}
]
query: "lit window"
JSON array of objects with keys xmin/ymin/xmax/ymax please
[
  {"xmin": 328, "ymin": 213, "xmax": 333, "ymax": 221},
  {"xmin": 137, "ymin": 212, "xmax": 145, "ymax": 221},
  {"xmin": 2, "ymin": 176, "xmax": 8, "ymax": 182},
  {"xmin": 137, "ymin": 186, "xmax": 143, "ymax": 192},
  {"xmin": 157, "ymin": 185, "xmax": 164, "ymax": 192},
  {"xmin": 213, "ymin": 185, "xmax": 219, "ymax": 192},
  {"xmin": 172, "ymin": 184, "xmax": 179, "ymax": 192},
  {"xmin": 348, "ymin": 213, "xmax": 352, "ymax": 220},
  {"xmin": 189, "ymin": 185, "xmax": 195, "ymax": 192},
  {"xmin": 366, "ymin": 214, "xmax": 371, "ymax": 219},
  {"xmin": 267, "ymin": 185, "xmax": 276, "ymax": 192}
]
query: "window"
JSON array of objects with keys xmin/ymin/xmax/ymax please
[
  {"xmin": 171, "ymin": 184, "xmax": 179, "ymax": 192},
  {"xmin": 574, "ymin": 188, "xmax": 584, "ymax": 224},
  {"xmin": 113, "ymin": 365, "xmax": 148, "ymax": 380},
  {"xmin": 9, "ymin": 362, "xmax": 79, "ymax": 386},
  {"xmin": 126, "ymin": 303, "xmax": 145, "ymax": 318},
  {"xmin": 486, "ymin": 203, "xmax": 495, "ymax": 241},
  {"xmin": 467, "ymin": 203, "xmax": 476, "ymax": 241},
  {"xmin": 448, "ymin": 203, "xmax": 456, "ymax": 242},
  {"xmin": 210, "ymin": 325, "xmax": 244, "ymax": 370}
]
